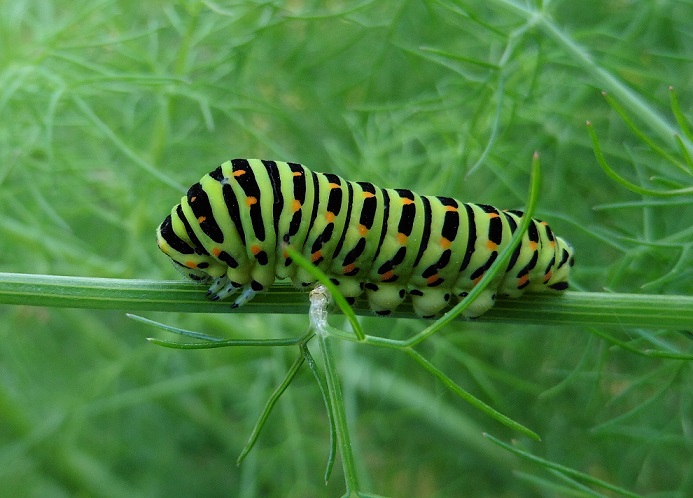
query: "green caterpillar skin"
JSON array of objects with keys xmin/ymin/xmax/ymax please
[{"xmin": 156, "ymin": 159, "xmax": 574, "ymax": 317}]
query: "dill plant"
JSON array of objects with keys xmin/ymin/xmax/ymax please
[{"xmin": 0, "ymin": 1, "xmax": 691, "ymax": 496}]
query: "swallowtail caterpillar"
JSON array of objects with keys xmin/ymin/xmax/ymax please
[{"xmin": 157, "ymin": 159, "xmax": 574, "ymax": 318}]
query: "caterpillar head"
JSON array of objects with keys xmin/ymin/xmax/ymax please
[{"xmin": 156, "ymin": 211, "xmax": 225, "ymax": 283}]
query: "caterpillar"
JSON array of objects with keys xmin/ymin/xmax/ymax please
[{"xmin": 156, "ymin": 158, "xmax": 574, "ymax": 318}]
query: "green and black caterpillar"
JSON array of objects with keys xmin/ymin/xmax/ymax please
[{"xmin": 156, "ymin": 159, "xmax": 574, "ymax": 318}]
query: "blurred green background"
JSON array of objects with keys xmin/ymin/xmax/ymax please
[{"xmin": 1, "ymin": 1, "xmax": 691, "ymax": 496}]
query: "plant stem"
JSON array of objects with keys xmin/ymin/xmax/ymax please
[
  {"xmin": 316, "ymin": 332, "xmax": 360, "ymax": 494},
  {"xmin": 1, "ymin": 273, "xmax": 691, "ymax": 330}
]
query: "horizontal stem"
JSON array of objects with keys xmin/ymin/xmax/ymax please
[{"xmin": 0, "ymin": 272, "xmax": 691, "ymax": 330}]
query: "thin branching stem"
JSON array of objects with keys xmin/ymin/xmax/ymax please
[
  {"xmin": 483, "ymin": 434, "xmax": 642, "ymax": 498},
  {"xmin": 310, "ymin": 286, "xmax": 361, "ymax": 494}
]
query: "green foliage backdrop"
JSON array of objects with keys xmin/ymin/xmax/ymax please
[{"xmin": 0, "ymin": 1, "xmax": 691, "ymax": 496}]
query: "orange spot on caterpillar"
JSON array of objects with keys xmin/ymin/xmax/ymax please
[
  {"xmin": 311, "ymin": 251, "xmax": 322, "ymax": 263},
  {"xmin": 246, "ymin": 197, "xmax": 257, "ymax": 206},
  {"xmin": 251, "ymin": 244, "xmax": 261, "ymax": 255},
  {"xmin": 440, "ymin": 237, "xmax": 451, "ymax": 249},
  {"xmin": 444, "ymin": 205, "xmax": 457, "ymax": 212},
  {"xmin": 543, "ymin": 271, "xmax": 553, "ymax": 283},
  {"xmin": 358, "ymin": 224, "xmax": 368, "ymax": 236},
  {"xmin": 233, "ymin": 169, "xmax": 245, "ymax": 177},
  {"xmin": 397, "ymin": 233, "xmax": 408, "ymax": 245},
  {"xmin": 190, "ymin": 196, "xmax": 197, "ymax": 203},
  {"xmin": 329, "ymin": 183, "xmax": 340, "ymax": 189},
  {"xmin": 380, "ymin": 270, "xmax": 395, "ymax": 281},
  {"xmin": 292, "ymin": 199, "xmax": 302, "ymax": 212},
  {"xmin": 401, "ymin": 198, "xmax": 414, "ymax": 205},
  {"xmin": 212, "ymin": 248, "xmax": 221, "ymax": 256},
  {"xmin": 426, "ymin": 274, "xmax": 439, "ymax": 285},
  {"xmin": 517, "ymin": 274, "xmax": 529, "ymax": 287},
  {"xmin": 197, "ymin": 216, "xmax": 206, "ymax": 223},
  {"xmin": 185, "ymin": 261, "xmax": 197, "ymax": 269},
  {"xmin": 343, "ymin": 263, "xmax": 356, "ymax": 274},
  {"xmin": 473, "ymin": 274, "xmax": 483, "ymax": 285},
  {"xmin": 486, "ymin": 241, "xmax": 498, "ymax": 251},
  {"xmin": 281, "ymin": 243, "xmax": 297, "ymax": 260},
  {"xmin": 292, "ymin": 171, "xmax": 302, "ymax": 177},
  {"xmin": 529, "ymin": 241, "xmax": 538, "ymax": 251},
  {"xmin": 363, "ymin": 192, "xmax": 375, "ymax": 198},
  {"xmin": 488, "ymin": 212, "xmax": 500, "ymax": 219},
  {"xmin": 325, "ymin": 211, "xmax": 336, "ymax": 223}
]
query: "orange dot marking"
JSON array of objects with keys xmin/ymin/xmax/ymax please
[
  {"xmin": 401, "ymin": 198, "xmax": 414, "ymax": 205},
  {"xmin": 486, "ymin": 241, "xmax": 498, "ymax": 251},
  {"xmin": 212, "ymin": 248, "xmax": 221, "ymax": 257},
  {"xmin": 358, "ymin": 224, "xmax": 368, "ymax": 236},
  {"xmin": 185, "ymin": 261, "xmax": 197, "ymax": 269},
  {"xmin": 473, "ymin": 274, "xmax": 483, "ymax": 285},
  {"xmin": 426, "ymin": 274, "xmax": 439, "ymax": 285},
  {"xmin": 246, "ymin": 196, "xmax": 257, "ymax": 206},
  {"xmin": 233, "ymin": 169, "xmax": 246, "ymax": 177},
  {"xmin": 444, "ymin": 205, "xmax": 457, "ymax": 212},
  {"xmin": 311, "ymin": 251, "xmax": 323, "ymax": 263},
  {"xmin": 329, "ymin": 182, "xmax": 340, "ymax": 190},
  {"xmin": 190, "ymin": 196, "xmax": 197, "ymax": 203},
  {"xmin": 292, "ymin": 171, "xmax": 302, "ymax": 177},
  {"xmin": 197, "ymin": 216, "xmax": 206, "ymax": 223},
  {"xmin": 380, "ymin": 270, "xmax": 395, "ymax": 281},
  {"xmin": 543, "ymin": 271, "xmax": 553, "ymax": 283},
  {"xmin": 488, "ymin": 212, "xmax": 500, "ymax": 219},
  {"xmin": 517, "ymin": 274, "xmax": 529, "ymax": 287},
  {"xmin": 292, "ymin": 199, "xmax": 302, "ymax": 212},
  {"xmin": 529, "ymin": 241, "xmax": 538, "ymax": 251},
  {"xmin": 251, "ymin": 244, "xmax": 261, "ymax": 255},
  {"xmin": 363, "ymin": 192, "xmax": 375, "ymax": 199},
  {"xmin": 343, "ymin": 263, "xmax": 356, "ymax": 275},
  {"xmin": 325, "ymin": 211, "xmax": 336, "ymax": 223},
  {"xmin": 397, "ymin": 233, "xmax": 408, "ymax": 245},
  {"xmin": 440, "ymin": 237, "xmax": 451, "ymax": 249}
]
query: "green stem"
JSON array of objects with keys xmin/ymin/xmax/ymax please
[
  {"xmin": 316, "ymin": 332, "xmax": 360, "ymax": 493},
  {"xmin": 1, "ymin": 273, "xmax": 692, "ymax": 330},
  {"xmin": 484, "ymin": 433, "xmax": 642, "ymax": 498},
  {"xmin": 406, "ymin": 349, "xmax": 541, "ymax": 440},
  {"xmin": 236, "ymin": 350, "xmax": 306, "ymax": 465}
]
